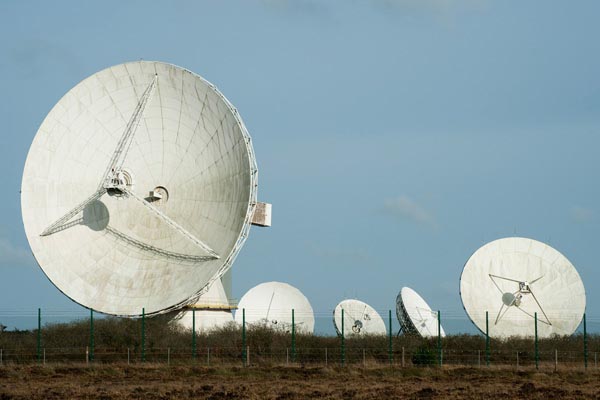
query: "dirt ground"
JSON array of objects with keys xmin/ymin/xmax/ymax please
[{"xmin": 1, "ymin": 364, "xmax": 599, "ymax": 399}]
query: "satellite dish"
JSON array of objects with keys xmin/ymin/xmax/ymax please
[
  {"xmin": 234, "ymin": 282, "xmax": 315, "ymax": 334},
  {"xmin": 396, "ymin": 287, "xmax": 445, "ymax": 337},
  {"xmin": 333, "ymin": 299, "xmax": 386, "ymax": 336},
  {"xmin": 460, "ymin": 237, "xmax": 586, "ymax": 338},
  {"xmin": 169, "ymin": 277, "xmax": 234, "ymax": 332},
  {"xmin": 21, "ymin": 61, "xmax": 261, "ymax": 317}
]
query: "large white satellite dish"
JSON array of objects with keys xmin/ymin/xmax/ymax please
[
  {"xmin": 234, "ymin": 282, "xmax": 315, "ymax": 334},
  {"xmin": 396, "ymin": 287, "xmax": 445, "ymax": 338},
  {"xmin": 333, "ymin": 299, "xmax": 386, "ymax": 336},
  {"xmin": 21, "ymin": 61, "xmax": 263, "ymax": 317},
  {"xmin": 460, "ymin": 237, "xmax": 586, "ymax": 338}
]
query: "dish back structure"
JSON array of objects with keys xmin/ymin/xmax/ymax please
[{"xmin": 396, "ymin": 287, "xmax": 445, "ymax": 337}]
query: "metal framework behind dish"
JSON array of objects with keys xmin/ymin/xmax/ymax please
[
  {"xmin": 396, "ymin": 293, "xmax": 419, "ymax": 335},
  {"xmin": 395, "ymin": 289, "xmax": 443, "ymax": 337}
]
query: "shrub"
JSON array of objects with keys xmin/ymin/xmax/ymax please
[{"xmin": 411, "ymin": 346, "xmax": 436, "ymax": 366}]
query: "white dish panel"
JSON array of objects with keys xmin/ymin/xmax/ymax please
[
  {"xmin": 396, "ymin": 287, "xmax": 445, "ymax": 338},
  {"xmin": 460, "ymin": 237, "xmax": 586, "ymax": 338},
  {"xmin": 333, "ymin": 299, "xmax": 387, "ymax": 336},
  {"xmin": 21, "ymin": 61, "xmax": 258, "ymax": 316},
  {"xmin": 234, "ymin": 282, "xmax": 314, "ymax": 334}
]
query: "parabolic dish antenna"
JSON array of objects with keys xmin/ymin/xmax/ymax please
[
  {"xmin": 234, "ymin": 282, "xmax": 315, "ymax": 334},
  {"xmin": 460, "ymin": 237, "xmax": 586, "ymax": 338},
  {"xmin": 396, "ymin": 287, "xmax": 445, "ymax": 337},
  {"xmin": 21, "ymin": 61, "xmax": 261, "ymax": 317},
  {"xmin": 333, "ymin": 299, "xmax": 386, "ymax": 336}
]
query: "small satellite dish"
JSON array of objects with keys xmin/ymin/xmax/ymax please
[
  {"xmin": 21, "ymin": 61, "xmax": 263, "ymax": 317},
  {"xmin": 333, "ymin": 299, "xmax": 386, "ymax": 336},
  {"xmin": 169, "ymin": 278, "xmax": 234, "ymax": 332},
  {"xmin": 396, "ymin": 287, "xmax": 445, "ymax": 337},
  {"xmin": 234, "ymin": 282, "xmax": 315, "ymax": 334},
  {"xmin": 460, "ymin": 237, "xmax": 586, "ymax": 338}
]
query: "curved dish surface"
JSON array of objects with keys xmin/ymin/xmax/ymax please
[
  {"xmin": 333, "ymin": 299, "xmax": 386, "ymax": 336},
  {"xmin": 21, "ymin": 61, "xmax": 258, "ymax": 316},
  {"xmin": 234, "ymin": 282, "xmax": 315, "ymax": 334},
  {"xmin": 396, "ymin": 287, "xmax": 445, "ymax": 338},
  {"xmin": 460, "ymin": 237, "xmax": 586, "ymax": 338}
]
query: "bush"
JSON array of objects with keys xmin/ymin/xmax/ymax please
[{"xmin": 411, "ymin": 346, "xmax": 436, "ymax": 366}]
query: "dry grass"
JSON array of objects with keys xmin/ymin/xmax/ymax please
[
  {"xmin": 1, "ymin": 319, "xmax": 599, "ymax": 398},
  {"xmin": 0, "ymin": 363, "xmax": 599, "ymax": 399}
]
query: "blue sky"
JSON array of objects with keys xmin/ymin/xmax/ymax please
[{"xmin": 1, "ymin": 1, "xmax": 599, "ymax": 334}]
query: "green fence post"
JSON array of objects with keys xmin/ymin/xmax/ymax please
[
  {"xmin": 291, "ymin": 309, "xmax": 296, "ymax": 363},
  {"xmin": 341, "ymin": 308, "xmax": 345, "ymax": 367},
  {"xmin": 242, "ymin": 308, "xmax": 247, "ymax": 366},
  {"xmin": 534, "ymin": 312, "xmax": 539, "ymax": 370},
  {"xmin": 37, "ymin": 308, "xmax": 41, "ymax": 364},
  {"xmin": 584, "ymin": 312, "xmax": 588, "ymax": 370},
  {"xmin": 388, "ymin": 310, "xmax": 393, "ymax": 365},
  {"xmin": 142, "ymin": 308, "xmax": 146, "ymax": 362},
  {"xmin": 90, "ymin": 309, "xmax": 94, "ymax": 362},
  {"xmin": 192, "ymin": 308, "xmax": 197, "ymax": 361},
  {"xmin": 485, "ymin": 311, "xmax": 490, "ymax": 367},
  {"xmin": 437, "ymin": 310, "xmax": 442, "ymax": 367}
]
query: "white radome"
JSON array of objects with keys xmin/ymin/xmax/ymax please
[
  {"xmin": 333, "ymin": 299, "xmax": 387, "ymax": 336},
  {"xmin": 396, "ymin": 287, "xmax": 445, "ymax": 338},
  {"xmin": 460, "ymin": 237, "xmax": 586, "ymax": 338},
  {"xmin": 21, "ymin": 61, "xmax": 258, "ymax": 317},
  {"xmin": 234, "ymin": 282, "xmax": 315, "ymax": 334}
]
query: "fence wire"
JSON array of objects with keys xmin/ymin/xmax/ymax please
[{"xmin": 0, "ymin": 308, "xmax": 599, "ymax": 370}]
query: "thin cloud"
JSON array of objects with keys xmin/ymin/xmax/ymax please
[
  {"xmin": 570, "ymin": 206, "xmax": 594, "ymax": 224},
  {"xmin": 383, "ymin": 195, "xmax": 439, "ymax": 230}
]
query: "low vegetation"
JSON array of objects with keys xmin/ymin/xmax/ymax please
[
  {"xmin": 0, "ymin": 317, "xmax": 597, "ymax": 368},
  {"xmin": 1, "ymin": 319, "xmax": 598, "ymax": 399}
]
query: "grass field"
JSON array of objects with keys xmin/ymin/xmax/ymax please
[
  {"xmin": 1, "ymin": 363, "xmax": 599, "ymax": 399},
  {"xmin": 1, "ymin": 318, "xmax": 599, "ymax": 398}
]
